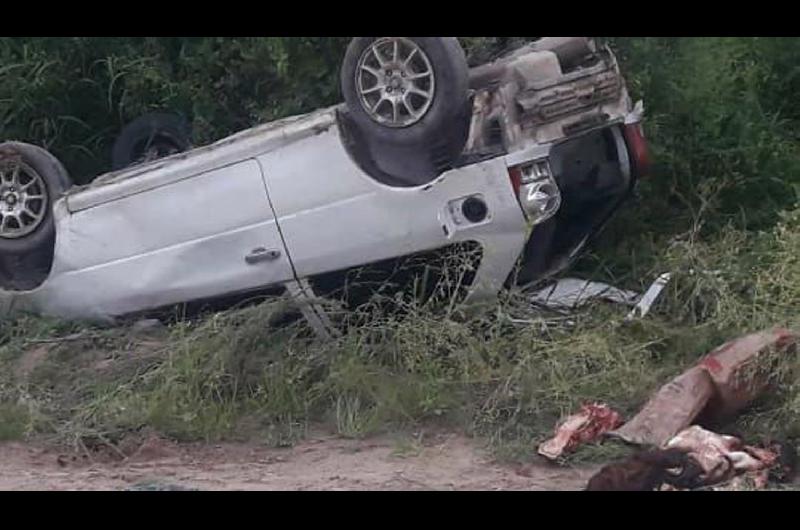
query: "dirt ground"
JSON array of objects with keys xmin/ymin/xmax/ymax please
[{"xmin": 0, "ymin": 431, "xmax": 596, "ymax": 491}]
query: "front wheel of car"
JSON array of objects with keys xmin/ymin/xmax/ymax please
[{"xmin": 341, "ymin": 37, "xmax": 470, "ymax": 171}]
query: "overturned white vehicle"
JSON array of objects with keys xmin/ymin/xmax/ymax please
[{"xmin": 0, "ymin": 37, "xmax": 650, "ymax": 331}]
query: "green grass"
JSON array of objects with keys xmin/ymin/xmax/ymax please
[
  {"xmin": 0, "ymin": 403, "xmax": 30, "ymax": 441},
  {"xmin": 2, "ymin": 206, "xmax": 799, "ymax": 461}
]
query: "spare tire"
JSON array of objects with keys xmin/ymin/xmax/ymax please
[
  {"xmin": 112, "ymin": 112, "xmax": 192, "ymax": 171},
  {"xmin": 341, "ymin": 37, "xmax": 470, "ymax": 172}
]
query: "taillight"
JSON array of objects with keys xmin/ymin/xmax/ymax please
[
  {"xmin": 623, "ymin": 121, "xmax": 651, "ymax": 177},
  {"xmin": 508, "ymin": 166, "xmax": 522, "ymax": 197},
  {"xmin": 507, "ymin": 159, "xmax": 561, "ymax": 225},
  {"xmin": 509, "ymin": 160, "xmax": 551, "ymax": 187}
]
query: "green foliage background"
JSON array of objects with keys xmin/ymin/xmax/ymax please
[
  {"xmin": 2, "ymin": 37, "xmax": 798, "ymax": 231},
  {"xmin": 0, "ymin": 37, "xmax": 352, "ymax": 184}
]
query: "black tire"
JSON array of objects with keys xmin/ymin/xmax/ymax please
[
  {"xmin": 0, "ymin": 142, "xmax": 71, "ymax": 255},
  {"xmin": 341, "ymin": 38, "xmax": 470, "ymax": 165},
  {"xmin": 0, "ymin": 142, "xmax": 71, "ymax": 290},
  {"xmin": 111, "ymin": 112, "xmax": 192, "ymax": 171}
]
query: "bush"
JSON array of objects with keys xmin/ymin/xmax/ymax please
[
  {"xmin": 0, "ymin": 38, "xmax": 350, "ymax": 183},
  {"xmin": 609, "ymin": 37, "xmax": 800, "ymax": 233}
]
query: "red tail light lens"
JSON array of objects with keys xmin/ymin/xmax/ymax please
[
  {"xmin": 623, "ymin": 122, "xmax": 652, "ymax": 177},
  {"xmin": 508, "ymin": 166, "xmax": 522, "ymax": 197},
  {"xmin": 507, "ymin": 160, "xmax": 561, "ymax": 223}
]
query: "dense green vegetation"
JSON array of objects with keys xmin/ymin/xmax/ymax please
[
  {"xmin": 3, "ymin": 37, "xmax": 799, "ymax": 214},
  {"xmin": 1, "ymin": 37, "xmax": 800, "ymax": 465}
]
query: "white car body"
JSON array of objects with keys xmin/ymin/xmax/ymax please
[{"xmin": 0, "ymin": 38, "xmax": 647, "ymax": 332}]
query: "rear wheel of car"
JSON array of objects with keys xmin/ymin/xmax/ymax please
[
  {"xmin": 0, "ymin": 142, "xmax": 72, "ymax": 289},
  {"xmin": 341, "ymin": 37, "xmax": 470, "ymax": 173},
  {"xmin": 111, "ymin": 112, "xmax": 192, "ymax": 171}
]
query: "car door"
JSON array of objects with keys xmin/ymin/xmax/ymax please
[{"xmin": 45, "ymin": 158, "xmax": 294, "ymax": 317}]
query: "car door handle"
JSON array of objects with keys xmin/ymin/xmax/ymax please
[{"xmin": 245, "ymin": 247, "xmax": 281, "ymax": 265}]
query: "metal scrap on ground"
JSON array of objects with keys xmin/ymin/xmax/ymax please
[
  {"xmin": 625, "ymin": 272, "xmax": 672, "ymax": 321},
  {"xmin": 529, "ymin": 273, "xmax": 672, "ymax": 320},
  {"xmin": 529, "ymin": 279, "xmax": 639, "ymax": 311}
]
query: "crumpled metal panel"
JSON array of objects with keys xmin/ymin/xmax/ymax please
[
  {"xmin": 4, "ymin": 159, "xmax": 295, "ymax": 320},
  {"xmin": 257, "ymin": 123, "xmax": 531, "ymax": 308},
  {"xmin": 66, "ymin": 107, "xmax": 339, "ymax": 213}
]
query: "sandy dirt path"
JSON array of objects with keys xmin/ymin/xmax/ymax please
[{"xmin": 0, "ymin": 432, "xmax": 595, "ymax": 491}]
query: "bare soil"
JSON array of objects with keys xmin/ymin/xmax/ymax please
[{"xmin": 0, "ymin": 431, "xmax": 595, "ymax": 491}]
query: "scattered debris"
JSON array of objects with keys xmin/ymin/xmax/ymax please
[
  {"xmin": 585, "ymin": 427, "xmax": 796, "ymax": 491},
  {"xmin": 582, "ymin": 327, "xmax": 800, "ymax": 490},
  {"xmin": 607, "ymin": 366, "xmax": 715, "ymax": 448},
  {"xmin": 585, "ymin": 447, "xmax": 696, "ymax": 491},
  {"xmin": 609, "ymin": 327, "xmax": 797, "ymax": 447},
  {"xmin": 625, "ymin": 272, "xmax": 672, "ymax": 321},
  {"xmin": 538, "ymin": 403, "xmax": 623, "ymax": 460},
  {"xmin": 661, "ymin": 426, "xmax": 785, "ymax": 490},
  {"xmin": 698, "ymin": 327, "xmax": 796, "ymax": 423},
  {"xmin": 529, "ymin": 272, "xmax": 672, "ymax": 320},
  {"xmin": 530, "ymin": 279, "xmax": 639, "ymax": 312}
]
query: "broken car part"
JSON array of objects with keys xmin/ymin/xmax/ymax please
[
  {"xmin": 528, "ymin": 272, "xmax": 671, "ymax": 319},
  {"xmin": 530, "ymin": 278, "xmax": 639, "ymax": 312},
  {"xmin": 625, "ymin": 272, "xmax": 672, "ymax": 321}
]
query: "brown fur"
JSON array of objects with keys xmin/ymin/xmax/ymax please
[
  {"xmin": 768, "ymin": 440, "xmax": 798, "ymax": 483},
  {"xmin": 585, "ymin": 448, "xmax": 702, "ymax": 491}
]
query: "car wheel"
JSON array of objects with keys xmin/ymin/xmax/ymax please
[
  {"xmin": 341, "ymin": 37, "xmax": 470, "ymax": 170},
  {"xmin": 0, "ymin": 142, "xmax": 71, "ymax": 289},
  {"xmin": 111, "ymin": 112, "xmax": 192, "ymax": 171},
  {"xmin": 0, "ymin": 142, "xmax": 71, "ymax": 255}
]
